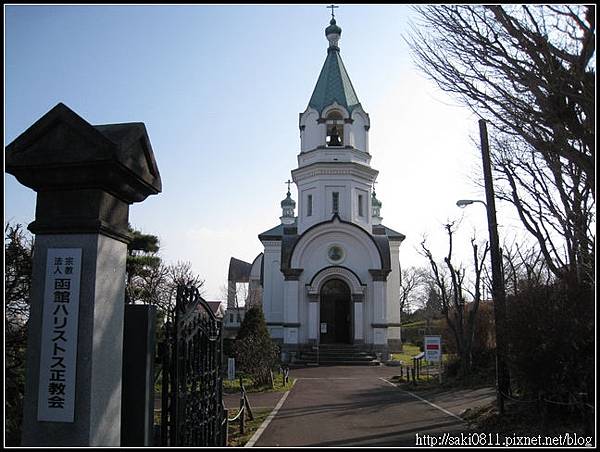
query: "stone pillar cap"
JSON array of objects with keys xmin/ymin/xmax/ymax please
[{"xmin": 5, "ymin": 102, "xmax": 162, "ymax": 204}]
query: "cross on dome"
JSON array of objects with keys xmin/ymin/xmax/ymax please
[{"xmin": 327, "ymin": 4, "xmax": 338, "ymax": 19}]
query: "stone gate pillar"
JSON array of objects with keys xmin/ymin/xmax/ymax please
[{"xmin": 5, "ymin": 103, "xmax": 162, "ymax": 446}]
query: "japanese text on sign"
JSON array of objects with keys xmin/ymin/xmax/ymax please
[
  {"xmin": 37, "ymin": 248, "xmax": 82, "ymax": 422},
  {"xmin": 424, "ymin": 335, "xmax": 442, "ymax": 362}
]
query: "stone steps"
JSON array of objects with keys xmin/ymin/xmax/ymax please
[{"xmin": 295, "ymin": 344, "xmax": 381, "ymax": 366}]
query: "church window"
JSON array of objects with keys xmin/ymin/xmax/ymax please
[
  {"xmin": 358, "ymin": 194, "xmax": 364, "ymax": 217},
  {"xmin": 307, "ymin": 194, "xmax": 313, "ymax": 216},
  {"xmin": 326, "ymin": 111, "xmax": 344, "ymax": 146},
  {"xmin": 332, "ymin": 192, "xmax": 339, "ymax": 213},
  {"xmin": 327, "ymin": 245, "xmax": 345, "ymax": 263}
]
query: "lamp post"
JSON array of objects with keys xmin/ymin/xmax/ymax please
[
  {"xmin": 456, "ymin": 199, "xmax": 486, "ymax": 208},
  {"xmin": 456, "ymin": 119, "xmax": 510, "ymax": 415}
]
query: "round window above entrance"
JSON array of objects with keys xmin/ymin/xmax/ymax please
[{"xmin": 327, "ymin": 245, "xmax": 345, "ymax": 264}]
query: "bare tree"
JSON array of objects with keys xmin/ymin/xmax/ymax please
[
  {"xmin": 221, "ymin": 280, "xmax": 262, "ymax": 312},
  {"xmin": 420, "ymin": 222, "xmax": 489, "ymax": 377},
  {"xmin": 501, "ymin": 239, "xmax": 554, "ymax": 296},
  {"xmin": 131, "ymin": 258, "xmax": 206, "ymax": 325},
  {"xmin": 399, "ymin": 266, "xmax": 427, "ymax": 316},
  {"xmin": 220, "ymin": 282, "xmax": 243, "ymax": 310},
  {"xmin": 407, "ymin": 9, "xmax": 595, "ymax": 399},
  {"xmin": 159, "ymin": 261, "xmax": 205, "ymax": 322},
  {"xmin": 493, "ymin": 137, "xmax": 594, "ymax": 289},
  {"xmin": 407, "ymin": 5, "xmax": 595, "ymax": 192}
]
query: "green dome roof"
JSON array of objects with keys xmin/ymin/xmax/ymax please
[
  {"xmin": 281, "ymin": 191, "xmax": 296, "ymax": 208},
  {"xmin": 325, "ymin": 18, "xmax": 342, "ymax": 36},
  {"xmin": 308, "ymin": 35, "xmax": 361, "ymax": 115}
]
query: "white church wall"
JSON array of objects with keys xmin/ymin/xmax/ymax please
[
  {"xmin": 350, "ymin": 184, "xmax": 371, "ymax": 230},
  {"xmin": 296, "ymin": 283, "xmax": 309, "ymax": 344},
  {"xmin": 299, "ymin": 108, "xmax": 323, "ymax": 152},
  {"xmin": 283, "ymin": 280, "xmax": 300, "ymax": 345},
  {"xmin": 324, "ymin": 184, "xmax": 348, "ymax": 218},
  {"xmin": 291, "ymin": 225, "xmax": 381, "ymax": 283},
  {"xmin": 387, "ymin": 243, "xmax": 401, "ymax": 325},
  {"xmin": 300, "ymin": 185, "xmax": 319, "ymax": 231},
  {"xmin": 308, "ymin": 300, "xmax": 318, "ymax": 341},
  {"xmin": 295, "ymin": 168, "xmax": 377, "ymax": 235},
  {"xmin": 270, "ymin": 326, "xmax": 284, "ymax": 341},
  {"xmin": 283, "ymin": 280, "xmax": 299, "ymax": 325},
  {"xmin": 372, "ymin": 280, "xmax": 387, "ymax": 324},
  {"xmin": 297, "ymin": 146, "xmax": 372, "ymax": 168},
  {"xmin": 354, "ymin": 301, "xmax": 364, "ymax": 341},
  {"xmin": 349, "ymin": 109, "xmax": 369, "ymax": 153},
  {"xmin": 290, "ymin": 222, "xmax": 383, "ymax": 347},
  {"xmin": 363, "ymin": 284, "xmax": 373, "ymax": 344},
  {"xmin": 387, "ymin": 242, "xmax": 402, "ymax": 347},
  {"xmin": 262, "ymin": 241, "xmax": 284, "ymax": 325}
]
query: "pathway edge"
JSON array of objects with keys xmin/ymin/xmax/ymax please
[
  {"xmin": 245, "ymin": 379, "xmax": 296, "ymax": 447},
  {"xmin": 378, "ymin": 377, "xmax": 466, "ymax": 423}
]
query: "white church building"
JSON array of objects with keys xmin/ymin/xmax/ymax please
[{"xmin": 228, "ymin": 15, "xmax": 405, "ymax": 359}]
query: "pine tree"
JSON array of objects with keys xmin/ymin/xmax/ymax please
[
  {"xmin": 125, "ymin": 224, "xmax": 161, "ymax": 304},
  {"xmin": 236, "ymin": 304, "xmax": 269, "ymax": 341},
  {"xmin": 5, "ymin": 223, "xmax": 33, "ymax": 446},
  {"xmin": 234, "ymin": 304, "xmax": 280, "ymax": 386}
]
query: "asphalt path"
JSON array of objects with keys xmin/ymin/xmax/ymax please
[{"xmin": 252, "ymin": 365, "xmax": 478, "ymax": 447}]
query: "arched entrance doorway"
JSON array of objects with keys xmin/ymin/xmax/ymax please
[{"xmin": 320, "ymin": 279, "xmax": 351, "ymax": 344}]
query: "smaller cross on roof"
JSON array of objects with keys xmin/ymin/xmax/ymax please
[
  {"xmin": 327, "ymin": 4, "xmax": 338, "ymax": 19},
  {"xmin": 285, "ymin": 179, "xmax": 292, "ymax": 193}
]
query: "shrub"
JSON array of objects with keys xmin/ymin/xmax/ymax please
[
  {"xmin": 233, "ymin": 305, "xmax": 279, "ymax": 386},
  {"xmin": 506, "ymin": 282, "xmax": 593, "ymax": 401}
]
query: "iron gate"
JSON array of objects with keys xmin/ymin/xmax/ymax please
[{"xmin": 159, "ymin": 284, "xmax": 225, "ymax": 446}]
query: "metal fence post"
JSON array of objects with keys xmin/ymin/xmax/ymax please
[
  {"xmin": 222, "ymin": 409, "xmax": 229, "ymax": 446},
  {"xmin": 239, "ymin": 398, "xmax": 245, "ymax": 435}
]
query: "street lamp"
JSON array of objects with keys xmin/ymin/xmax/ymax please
[
  {"xmin": 456, "ymin": 119, "xmax": 511, "ymax": 415},
  {"xmin": 456, "ymin": 199, "xmax": 486, "ymax": 208}
]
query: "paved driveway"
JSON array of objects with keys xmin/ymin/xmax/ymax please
[{"xmin": 252, "ymin": 365, "xmax": 487, "ymax": 447}]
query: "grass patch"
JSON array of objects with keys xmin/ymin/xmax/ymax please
[
  {"xmin": 223, "ymin": 372, "xmax": 295, "ymax": 394},
  {"xmin": 226, "ymin": 407, "xmax": 271, "ymax": 447},
  {"xmin": 390, "ymin": 343, "xmax": 422, "ymax": 364},
  {"xmin": 388, "ymin": 362, "xmax": 494, "ymax": 392},
  {"xmin": 400, "ymin": 320, "xmax": 427, "ymax": 328}
]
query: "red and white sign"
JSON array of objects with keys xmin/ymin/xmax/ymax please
[{"xmin": 424, "ymin": 335, "xmax": 442, "ymax": 362}]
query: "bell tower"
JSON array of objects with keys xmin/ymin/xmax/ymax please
[{"xmin": 293, "ymin": 12, "xmax": 379, "ymax": 234}]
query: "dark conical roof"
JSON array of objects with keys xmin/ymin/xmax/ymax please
[{"xmin": 308, "ymin": 19, "xmax": 361, "ymax": 115}]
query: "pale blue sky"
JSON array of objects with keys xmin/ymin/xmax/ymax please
[{"xmin": 4, "ymin": 4, "xmax": 525, "ymax": 300}]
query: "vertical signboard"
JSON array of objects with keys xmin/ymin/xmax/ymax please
[
  {"xmin": 37, "ymin": 248, "xmax": 82, "ymax": 422},
  {"xmin": 227, "ymin": 358, "xmax": 236, "ymax": 381},
  {"xmin": 424, "ymin": 335, "xmax": 442, "ymax": 362}
]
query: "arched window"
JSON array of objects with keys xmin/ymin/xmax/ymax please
[{"xmin": 326, "ymin": 111, "xmax": 344, "ymax": 146}]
